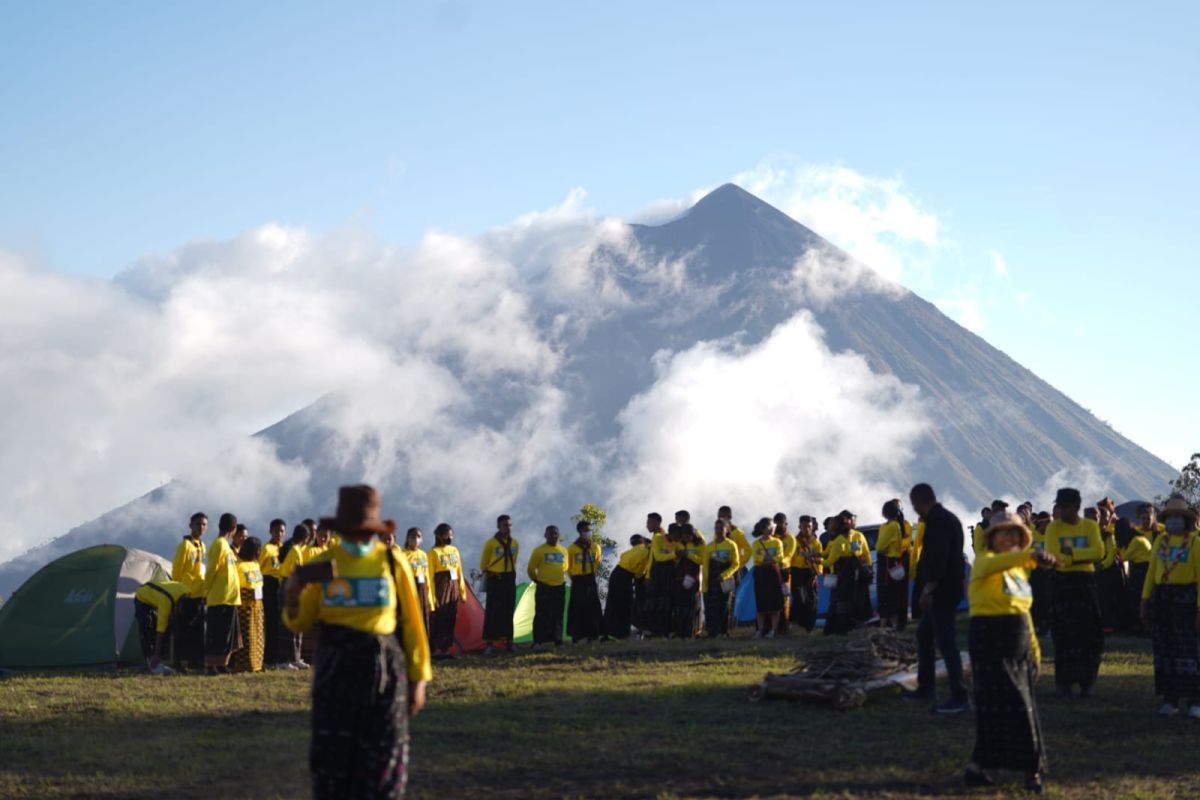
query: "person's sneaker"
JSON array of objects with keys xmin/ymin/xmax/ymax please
[
  {"xmin": 934, "ymin": 697, "xmax": 970, "ymax": 715},
  {"xmin": 280, "ymin": 662, "xmax": 299, "ymax": 671},
  {"xmin": 764, "ymin": 630, "xmax": 776, "ymax": 639},
  {"xmin": 1160, "ymin": 703, "xmax": 1180, "ymax": 716},
  {"xmin": 899, "ymin": 689, "xmax": 934, "ymax": 702},
  {"xmin": 296, "ymin": 660, "xmax": 310, "ymax": 670},
  {"xmin": 150, "ymin": 663, "xmax": 175, "ymax": 676},
  {"xmin": 1187, "ymin": 705, "xmax": 1200, "ymax": 720},
  {"xmin": 963, "ymin": 767, "xmax": 993, "ymax": 787}
]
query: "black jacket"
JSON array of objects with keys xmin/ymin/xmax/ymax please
[{"xmin": 914, "ymin": 503, "xmax": 965, "ymax": 611}]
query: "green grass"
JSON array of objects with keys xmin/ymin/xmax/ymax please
[{"xmin": 2, "ymin": 630, "xmax": 1198, "ymax": 799}]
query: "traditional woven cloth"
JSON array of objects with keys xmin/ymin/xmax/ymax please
[
  {"xmin": 173, "ymin": 596, "xmax": 206, "ymax": 667},
  {"xmin": 231, "ymin": 588, "xmax": 264, "ymax": 673},
  {"xmin": 602, "ymin": 565, "xmax": 636, "ymax": 639},
  {"xmin": 429, "ymin": 571, "xmax": 460, "ymax": 652},
  {"xmin": 823, "ymin": 557, "xmax": 862, "ymax": 636},
  {"xmin": 877, "ymin": 555, "xmax": 909, "ymax": 628},
  {"xmin": 532, "ymin": 583, "xmax": 564, "ymax": 644},
  {"xmin": 969, "ymin": 614, "xmax": 1048, "ymax": 774},
  {"xmin": 754, "ymin": 562, "xmax": 784, "ymax": 615},
  {"xmin": 789, "ymin": 567, "xmax": 818, "ymax": 632},
  {"xmin": 1050, "ymin": 571, "xmax": 1104, "ymax": 689},
  {"xmin": 648, "ymin": 560, "xmax": 675, "ymax": 637},
  {"xmin": 204, "ymin": 603, "xmax": 241, "ymax": 659},
  {"xmin": 310, "ymin": 624, "xmax": 409, "ymax": 800},
  {"xmin": 568, "ymin": 573, "xmax": 603, "ymax": 641},
  {"xmin": 703, "ymin": 555, "xmax": 731, "ymax": 637},
  {"xmin": 1151, "ymin": 583, "xmax": 1200, "ymax": 701}
]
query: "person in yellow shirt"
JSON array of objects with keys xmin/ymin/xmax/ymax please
[
  {"xmin": 909, "ymin": 514, "xmax": 926, "ymax": 620},
  {"xmin": 702, "ymin": 520, "xmax": 740, "ymax": 637},
  {"xmin": 396, "ymin": 527, "xmax": 434, "ymax": 636},
  {"xmin": 133, "ymin": 577, "xmax": 189, "ymax": 675},
  {"xmin": 789, "ymin": 515, "xmax": 823, "ymax": 633},
  {"xmin": 603, "ymin": 534, "xmax": 651, "ymax": 640},
  {"xmin": 428, "ymin": 523, "xmax": 466, "ymax": 658},
  {"xmin": 667, "ymin": 523, "xmax": 704, "ymax": 639},
  {"xmin": 1095, "ymin": 498, "xmax": 1125, "ymax": 632},
  {"xmin": 527, "ymin": 525, "xmax": 569, "ymax": 647},
  {"xmin": 1119, "ymin": 508, "xmax": 1156, "ymax": 634},
  {"xmin": 1029, "ymin": 511, "xmax": 1052, "ymax": 635},
  {"xmin": 277, "ymin": 523, "xmax": 313, "ymax": 670},
  {"xmin": 750, "ymin": 518, "xmax": 786, "ymax": 638},
  {"xmin": 773, "ymin": 513, "xmax": 796, "ymax": 634},
  {"xmin": 260, "ymin": 518, "xmax": 285, "ymax": 668},
  {"xmin": 646, "ymin": 512, "xmax": 674, "ymax": 637},
  {"xmin": 171, "ymin": 511, "xmax": 208, "ymax": 670},
  {"xmin": 230, "ymin": 537, "xmax": 266, "ymax": 673},
  {"xmin": 718, "ymin": 505, "xmax": 752, "ymax": 572},
  {"xmin": 964, "ymin": 511, "xmax": 1053, "ymax": 794},
  {"xmin": 823, "ymin": 512, "xmax": 873, "ymax": 635},
  {"xmin": 202, "ymin": 512, "xmax": 243, "ymax": 675},
  {"xmin": 283, "ymin": 485, "xmax": 431, "ymax": 800},
  {"xmin": 875, "ymin": 499, "xmax": 913, "ymax": 631},
  {"xmin": 1042, "ymin": 487, "xmax": 1105, "ymax": 698},
  {"xmin": 1139, "ymin": 497, "xmax": 1200, "ymax": 717},
  {"xmin": 479, "ymin": 514, "xmax": 520, "ymax": 654},
  {"xmin": 567, "ymin": 521, "xmax": 604, "ymax": 643}
]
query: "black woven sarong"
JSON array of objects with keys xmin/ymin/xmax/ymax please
[
  {"xmin": 877, "ymin": 555, "xmax": 909, "ymax": 628},
  {"xmin": 567, "ymin": 573, "xmax": 602, "ymax": 642},
  {"xmin": 532, "ymin": 583, "xmax": 565, "ymax": 644},
  {"xmin": 1050, "ymin": 571, "xmax": 1104, "ymax": 690},
  {"xmin": 1152, "ymin": 584, "xmax": 1200, "ymax": 701},
  {"xmin": 789, "ymin": 567, "xmax": 818, "ymax": 632},
  {"xmin": 1030, "ymin": 568, "xmax": 1052, "ymax": 634},
  {"xmin": 1097, "ymin": 563, "xmax": 1125, "ymax": 630},
  {"xmin": 703, "ymin": 557, "xmax": 731, "ymax": 637},
  {"xmin": 204, "ymin": 603, "xmax": 241, "ymax": 658},
  {"xmin": 263, "ymin": 575, "xmax": 281, "ymax": 666},
  {"xmin": 754, "ymin": 562, "xmax": 784, "ymax": 615},
  {"xmin": 969, "ymin": 614, "xmax": 1048, "ymax": 774},
  {"xmin": 482, "ymin": 571, "xmax": 516, "ymax": 642},
  {"xmin": 430, "ymin": 571, "xmax": 460, "ymax": 652},
  {"xmin": 648, "ymin": 560, "xmax": 675, "ymax": 636},
  {"xmin": 173, "ymin": 596, "xmax": 205, "ymax": 667},
  {"xmin": 310, "ymin": 623, "xmax": 409, "ymax": 800},
  {"xmin": 602, "ymin": 565, "xmax": 635, "ymax": 639},
  {"xmin": 824, "ymin": 557, "xmax": 860, "ymax": 636},
  {"xmin": 1123, "ymin": 562, "xmax": 1149, "ymax": 634}
]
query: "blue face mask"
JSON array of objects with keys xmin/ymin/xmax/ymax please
[
  {"xmin": 342, "ymin": 540, "xmax": 374, "ymax": 557},
  {"xmin": 1165, "ymin": 517, "xmax": 1188, "ymax": 535}
]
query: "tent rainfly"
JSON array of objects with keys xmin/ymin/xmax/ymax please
[{"xmin": 0, "ymin": 544, "xmax": 171, "ymax": 669}]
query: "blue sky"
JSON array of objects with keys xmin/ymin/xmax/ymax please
[{"xmin": 2, "ymin": 1, "xmax": 1197, "ymax": 470}]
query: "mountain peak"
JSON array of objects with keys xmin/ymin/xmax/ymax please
[{"xmin": 684, "ymin": 183, "xmax": 795, "ymax": 226}]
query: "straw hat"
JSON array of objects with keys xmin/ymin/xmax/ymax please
[
  {"xmin": 1159, "ymin": 496, "xmax": 1199, "ymax": 525},
  {"xmin": 984, "ymin": 510, "xmax": 1032, "ymax": 549}
]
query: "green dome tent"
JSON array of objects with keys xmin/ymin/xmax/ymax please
[{"xmin": 0, "ymin": 544, "xmax": 171, "ymax": 670}]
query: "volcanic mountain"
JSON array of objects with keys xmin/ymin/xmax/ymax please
[{"xmin": 0, "ymin": 184, "xmax": 1175, "ymax": 594}]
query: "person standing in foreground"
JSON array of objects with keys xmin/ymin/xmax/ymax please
[
  {"xmin": 604, "ymin": 534, "xmax": 650, "ymax": 639},
  {"xmin": 171, "ymin": 512, "xmax": 208, "ymax": 670},
  {"xmin": 202, "ymin": 512, "xmax": 243, "ymax": 675},
  {"xmin": 567, "ymin": 521, "xmax": 604, "ymax": 643},
  {"xmin": 964, "ymin": 511, "xmax": 1052, "ymax": 794},
  {"xmin": 260, "ymin": 518, "xmax": 285, "ymax": 668},
  {"xmin": 527, "ymin": 525, "xmax": 569, "ymax": 647},
  {"xmin": 1140, "ymin": 497, "xmax": 1200, "ymax": 718},
  {"xmin": 902, "ymin": 483, "xmax": 969, "ymax": 713},
  {"xmin": 429, "ymin": 523, "xmax": 466, "ymax": 659},
  {"xmin": 399, "ymin": 528, "xmax": 435, "ymax": 636},
  {"xmin": 283, "ymin": 485, "xmax": 431, "ymax": 800},
  {"xmin": 1042, "ymin": 487, "xmax": 1105, "ymax": 699},
  {"xmin": 480, "ymin": 515, "xmax": 520, "ymax": 654}
]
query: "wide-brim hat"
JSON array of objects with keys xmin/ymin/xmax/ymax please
[
  {"xmin": 1160, "ymin": 497, "xmax": 1199, "ymax": 525},
  {"xmin": 319, "ymin": 485, "xmax": 397, "ymax": 535},
  {"xmin": 985, "ymin": 511, "xmax": 1032, "ymax": 549}
]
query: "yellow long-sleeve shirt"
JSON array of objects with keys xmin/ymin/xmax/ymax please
[
  {"xmin": 650, "ymin": 530, "xmax": 676, "ymax": 563},
  {"xmin": 279, "ymin": 543, "xmax": 305, "ymax": 579},
  {"xmin": 825, "ymin": 531, "xmax": 871, "ymax": 566},
  {"xmin": 283, "ymin": 542, "xmax": 433, "ymax": 682},
  {"xmin": 751, "ymin": 537, "xmax": 785, "ymax": 567},
  {"xmin": 238, "ymin": 560, "xmax": 264, "ymax": 599},
  {"xmin": 1141, "ymin": 532, "xmax": 1200, "ymax": 604},
  {"xmin": 478, "ymin": 536, "xmax": 520, "ymax": 575},
  {"xmin": 203, "ymin": 536, "xmax": 241, "ymax": 607},
  {"xmin": 681, "ymin": 539, "xmax": 705, "ymax": 567},
  {"xmin": 1044, "ymin": 519, "xmax": 1104, "ymax": 573},
  {"xmin": 1100, "ymin": 524, "xmax": 1119, "ymax": 569},
  {"xmin": 778, "ymin": 532, "xmax": 797, "ymax": 565},
  {"xmin": 1121, "ymin": 533, "xmax": 1154, "ymax": 565},
  {"xmin": 133, "ymin": 580, "xmax": 190, "ymax": 633},
  {"xmin": 876, "ymin": 520, "xmax": 913, "ymax": 558},
  {"xmin": 909, "ymin": 520, "xmax": 925, "ymax": 572},
  {"xmin": 429, "ymin": 545, "xmax": 468, "ymax": 597},
  {"xmin": 701, "ymin": 540, "xmax": 740, "ymax": 592},
  {"xmin": 259, "ymin": 542, "xmax": 282, "ymax": 580},
  {"xmin": 968, "ymin": 548, "xmax": 1040, "ymax": 662},
  {"xmin": 527, "ymin": 543, "xmax": 569, "ymax": 586},
  {"xmin": 402, "ymin": 546, "xmax": 436, "ymax": 609},
  {"xmin": 617, "ymin": 545, "xmax": 652, "ymax": 578},
  {"xmin": 971, "ymin": 523, "xmax": 990, "ymax": 557},
  {"xmin": 790, "ymin": 538, "xmax": 824, "ymax": 573},
  {"xmin": 172, "ymin": 537, "xmax": 206, "ymax": 598},
  {"xmin": 728, "ymin": 527, "xmax": 752, "ymax": 566},
  {"xmin": 567, "ymin": 542, "xmax": 602, "ymax": 577}
]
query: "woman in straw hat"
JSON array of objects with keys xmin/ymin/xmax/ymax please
[
  {"xmin": 283, "ymin": 485, "xmax": 432, "ymax": 800},
  {"xmin": 964, "ymin": 510, "xmax": 1055, "ymax": 794},
  {"xmin": 1139, "ymin": 496, "xmax": 1200, "ymax": 717},
  {"xmin": 1042, "ymin": 487, "xmax": 1105, "ymax": 698}
]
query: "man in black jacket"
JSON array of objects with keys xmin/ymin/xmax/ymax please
[{"xmin": 902, "ymin": 482, "xmax": 969, "ymax": 713}]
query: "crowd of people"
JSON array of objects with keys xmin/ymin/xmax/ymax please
[{"xmin": 128, "ymin": 481, "xmax": 1200, "ymax": 798}]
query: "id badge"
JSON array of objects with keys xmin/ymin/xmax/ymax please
[
  {"xmin": 253, "ymin": 586, "xmax": 263, "ymax": 600},
  {"xmin": 449, "ymin": 568, "xmax": 458, "ymax": 581},
  {"xmin": 417, "ymin": 574, "xmax": 426, "ymax": 584}
]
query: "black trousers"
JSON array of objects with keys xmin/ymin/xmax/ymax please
[
  {"xmin": 568, "ymin": 574, "xmax": 603, "ymax": 642},
  {"xmin": 533, "ymin": 583, "xmax": 565, "ymax": 644},
  {"xmin": 602, "ymin": 566, "xmax": 635, "ymax": 639},
  {"xmin": 310, "ymin": 624, "xmax": 409, "ymax": 800},
  {"xmin": 263, "ymin": 575, "xmax": 280, "ymax": 665},
  {"xmin": 482, "ymin": 572, "xmax": 516, "ymax": 643}
]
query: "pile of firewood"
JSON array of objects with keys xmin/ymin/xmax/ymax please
[{"xmin": 747, "ymin": 629, "xmax": 919, "ymax": 710}]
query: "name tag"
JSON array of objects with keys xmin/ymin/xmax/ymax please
[
  {"xmin": 253, "ymin": 586, "xmax": 263, "ymax": 600},
  {"xmin": 417, "ymin": 574, "xmax": 426, "ymax": 584},
  {"xmin": 1002, "ymin": 574, "xmax": 1031, "ymax": 598},
  {"xmin": 1063, "ymin": 536, "xmax": 1088, "ymax": 550},
  {"xmin": 1163, "ymin": 546, "xmax": 1188, "ymax": 563},
  {"xmin": 851, "ymin": 542, "xmax": 862, "ymax": 552},
  {"xmin": 545, "ymin": 552, "xmax": 565, "ymax": 564},
  {"xmin": 448, "ymin": 568, "xmax": 458, "ymax": 581},
  {"xmin": 714, "ymin": 551, "xmax": 730, "ymax": 562},
  {"xmin": 322, "ymin": 577, "xmax": 390, "ymax": 608}
]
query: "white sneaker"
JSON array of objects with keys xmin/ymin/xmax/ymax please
[
  {"xmin": 1159, "ymin": 703, "xmax": 1179, "ymax": 717},
  {"xmin": 1188, "ymin": 705, "xmax": 1200, "ymax": 719},
  {"xmin": 765, "ymin": 630, "xmax": 776, "ymax": 639},
  {"xmin": 752, "ymin": 630, "xmax": 763, "ymax": 639},
  {"xmin": 296, "ymin": 660, "xmax": 311, "ymax": 670},
  {"xmin": 280, "ymin": 662, "xmax": 300, "ymax": 671},
  {"xmin": 150, "ymin": 663, "xmax": 175, "ymax": 676}
]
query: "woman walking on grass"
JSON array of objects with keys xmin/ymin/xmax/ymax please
[
  {"xmin": 1140, "ymin": 497, "xmax": 1200, "ymax": 718},
  {"xmin": 964, "ymin": 511, "xmax": 1053, "ymax": 794}
]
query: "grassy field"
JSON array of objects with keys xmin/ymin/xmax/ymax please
[{"xmin": 2, "ymin": 629, "xmax": 1199, "ymax": 799}]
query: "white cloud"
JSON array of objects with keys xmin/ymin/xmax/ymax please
[{"xmin": 992, "ymin": 250, "xmax": 1010, "ymax": 278}]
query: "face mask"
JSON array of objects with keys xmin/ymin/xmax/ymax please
[
  {"xmin": 1165, "ymin": 517, "xmax": 1188, "ymax": 535},
  {"xmin": 342, "ymin": 540, "xmax": 374, "ymax": 557}
]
